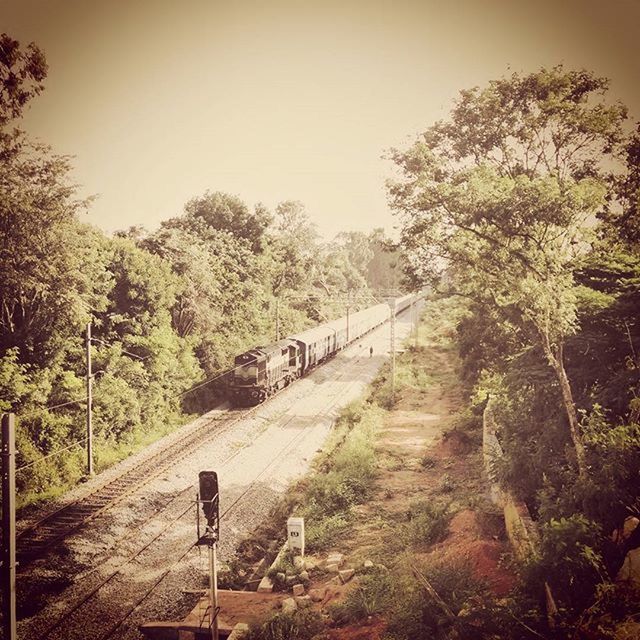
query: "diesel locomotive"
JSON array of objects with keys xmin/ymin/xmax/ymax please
[{"xmin": 228, "ymin": 294, "xmax": 415, "ymax": 406}]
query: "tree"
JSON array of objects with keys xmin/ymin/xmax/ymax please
[
  {"xmin": 388, "ymin": 67, "xmax": 629, "ymax": 476},
  {"xmin": 183, "ymin": 191, "xmax": 272, "ymax": 252},
  {"xmin": 0, "ymin": 33, "xmax": 47, "ymax": 128}
]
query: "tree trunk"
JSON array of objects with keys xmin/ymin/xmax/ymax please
[{"xmin": 542, "ymin": 341, "xmax": 587, "ymax": 477}]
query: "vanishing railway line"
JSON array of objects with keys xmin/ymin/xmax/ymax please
[{"xmin": 21, "ymin": 333, "xmax": 383, "ymax": 640}]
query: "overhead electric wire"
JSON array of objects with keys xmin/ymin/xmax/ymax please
[{"xmin": 15, "ymin": 437, "xmax": 89, "ymax": 473}]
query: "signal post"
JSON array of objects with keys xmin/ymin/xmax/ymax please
[{"xmin": 197, "ymin": 471, "xmax": 220, "ymax": 640}]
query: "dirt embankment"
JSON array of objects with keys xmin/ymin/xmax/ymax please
[{"xmin": 314, "ymin": 339, "xmax": 515, "ymax": 639}]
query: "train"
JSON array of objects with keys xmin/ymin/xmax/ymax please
[{"xmin": 228, "ymin": 294, "xmax": 416, "ymax": 406}]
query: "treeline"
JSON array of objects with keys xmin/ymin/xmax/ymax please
[
  {"xmin": 0, "ymin": 35, "xmax": 403, "ymax": 506},
  {"xmin": 390, "ymin": 67, "xmax": 640, "ymax": 633}
]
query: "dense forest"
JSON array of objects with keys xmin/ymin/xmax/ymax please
[
  {"xmin": 0, "ymin": 34, "xmax": 403, "ymax": 505},
  {"xmin": 389, "ymin": 67, "xmax": 640, "ymax": 633}
]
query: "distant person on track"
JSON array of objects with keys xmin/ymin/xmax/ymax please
[{"xmin": 369, "ymin": 346, "xmax": 373, "ymax": 358}]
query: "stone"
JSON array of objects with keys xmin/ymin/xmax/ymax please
[
  {"xmin": 293, "ymin": 555, "xmax": 306, "ymax": 570},
  {"xmin": 339, "ymin": 569, "xmax": 355, "ymax": 584},
  {"xmin": 282, "ymin": 597, "xmax": 297, "ymax": 614},
  {"xmin": 227, "ymin": 623, "xmax": 249, "ymax": 640},
  {"xmin": 363, "ymin": 560, "xmax": 374, "ymax": 569},
  {"xmin": 326, "ymin": 553, "xmax": 344, "ymax": 567},
  {"xmin": 285, "ymin": 575, "xmax": 297, "ymax": 585},
  {"xmin": 257, "ymin": 575, "xmax": 274, "ymax": 593},
  {"xmin": 309, "ymin": 588, "xmax": 326, "ymax": 602},
  {"xmin": 292, "ymin": 583, "xmax": 305, "ymax": 596},
  {"xmin": 295, "ymin": 595, "xmax": 312, "ymax": 608},
  {"xmin": 299, "ymin": 570, "xmax": 310, "ymax": 581},
  {"xmin": 277, "ymin": 572, "xmax": 286, "ymax": 583},
  {"xmin": 325, "ymin": 563, "xmax": 339, "ymax": 573}
]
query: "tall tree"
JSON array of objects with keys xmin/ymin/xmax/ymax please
[
  {"xmin": 183, "ymin": 191, "xmax": 271, "ymax": 253},
  {"xmin": 388, "ymin": 67, "xmax": 628, "ymax": 476}
]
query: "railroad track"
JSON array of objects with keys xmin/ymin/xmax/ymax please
[
  {"xmin": 15, "ymin": 303, "xmax": 416, "ymax": 571},
  {"xmin": 15, "ymin": 406, "xmax": 251, "ymax": 568},
  {"xmin": 26, "ymin": 336, "xmax": 380, "ymax": 640}
]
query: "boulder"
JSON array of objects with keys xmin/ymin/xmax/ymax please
[
  {"xmin": 339, "ymin": 569, "xmax": 355, "ymax": 584},
  {"xmin": 309, "ymin": 588, "xmax": 326, "ymax": 602},
  {"xmin": 282, "ymin": 597, "xmax": 297, "ymax": 614}
]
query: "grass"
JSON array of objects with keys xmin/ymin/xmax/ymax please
[
  {"xmin": 242, "ymin": 610, "xmax": 324, "ymax": 640},
  {"xmin": 291, "ymin": 400, "xmax": 383, "ymax": 552}
]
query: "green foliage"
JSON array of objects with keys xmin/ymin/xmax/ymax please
[
  {"xmin": 242, "ymin": 610, "xmax": 324, "ymax": 640},
  {"xmin": 405, "ymin": 499, "xmax": 451, "ymax": 546},
  {"xmin": 295, "ymin": 402, "xmax": 381, "ymax": 551},
  {"xmin": 329, "ymin": 566, "xmax": 394, "ymax": 623},
  {"xmin": 523, "ymin": 515, "xmax": 607, "ymax": 614}
]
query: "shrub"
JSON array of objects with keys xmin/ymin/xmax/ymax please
[
  {"xmin": 242, "ymin": 610, "xmax": 324, "ymax": 640},
  {"xmin": 406, "ymin": 500, "xmax": 451, "ymax": 547},
  {"xmin": 329, "ymin": 567, "xmax": 394, "ymax": 624},
  {"xmin": 523, "ymin": 514, "xmax": 607, "ymax": 614}
]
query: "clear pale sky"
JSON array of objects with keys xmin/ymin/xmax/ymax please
[{"xmin": 4, "ymin": 0, "xmax": 640, "ymax": 239}]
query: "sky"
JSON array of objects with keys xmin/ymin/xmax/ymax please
[{"xmin": 3, "ymin": 0, "xmax": 640, "ymax": 239}]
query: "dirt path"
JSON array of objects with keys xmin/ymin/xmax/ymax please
[{"xmin": 291, "ymin": 308, "xmax": 516, "ymax": 640}]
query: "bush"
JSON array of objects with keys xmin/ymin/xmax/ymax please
[
  {"xmin": 242, "ymin": 610, "xmax": 324, "ymax": 640},
  {"xmin": 406, "ymin": 500, "xmax": 451, "ymax": 547},
  {"xmin": 523, "ymin": 514, "xmax": 607, "ymax": 614},
  {"xmin": 329, "ymin": 567, "xmax": 394, "ymax": 624}
]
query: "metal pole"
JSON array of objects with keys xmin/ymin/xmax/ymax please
[
  {"xmin": 389, "ymin": 303, "xmax": 396, "ymax": 404},
  {"xmin": 346, "ymin": 305, "xmax": 350, "ymax": 343},
  {"xmin": 209, "ymin": 544, "xmax": 219, "ymax": 640},
  {"xmin": 2, "ymin": 413, "xmax": 17, "ymax": 640},
  {"xmin": 412, "ymin": 300, "xmax": 418, "ymax": 348},
  {"xmin": 86, "ymin": 322, "xmax": 94, "ymax": 476}
]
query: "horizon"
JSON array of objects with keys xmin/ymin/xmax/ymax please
[{"xmin": 4, "ymin": 0, "xmax": 640, "ymax": 240}]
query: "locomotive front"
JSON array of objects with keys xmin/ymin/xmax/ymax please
[{"xmin": 229, "ymin": 349, "xmax": 267, "ymax": 406}]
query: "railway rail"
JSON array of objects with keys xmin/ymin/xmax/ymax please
[
  {"xmin": 16, "ymin": 407, "xmax": 245, "ymax": 567},
  {"xmin": 22, "ymin": 328, "xmax": 387, "ymax": 640},
  {"xmin": 15, "ymin": 301, "xmax": 418, "ymax": 640}
]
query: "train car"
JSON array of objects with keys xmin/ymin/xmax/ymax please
[
  {"xmin": 229, "ymin": 338, "xmax": 301, "ymax": 406},
  {"xmin": 289, "ymin": 324, "xmax": 337, "ymax": 373},
  {"xmin": 348, "ymin": 303, "xmax": 389, "ymax": 339},
  {"xmin": 393, "ymin": 293, "xmax": 416, "ymax": 314}
]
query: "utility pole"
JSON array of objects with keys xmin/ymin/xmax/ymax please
[
  {"xmin": 346, "ymin": 305, "xmax": 350, "ymax": 343},
  {"xmin": 389, "ymin": 301, "xmax": 396, "ymax": 404},
  {"xmin": 2, "ymin": 413, "xmax": 17, "ymax": 640},
  {"xmin": 86, "ymin": 322, "xmax": 94, "ymax": 476},
  {"xmin": 275, "ymin": 299, "xmax": 280, "ymax": 342}
]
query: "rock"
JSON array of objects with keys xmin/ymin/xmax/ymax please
[
  {"xmin": 282, "ymin": 597, "xmax": 297, "ymax": 614},
  {"xmin": 363, "ymin": 560, "xmax": 374, "ymax": 569},
  {"xmin": 293, "ymin": 555, "xmax": 305, "ymax": 570},
  {"xmin": 326, "ymin": 553, "xmax": 344, "ymax": 567},
  {"xmin": 285, "ymin": 575, "xmax": 297, "ymax": 585},
  {"xmin": 309, "ymin": 588, "xmax": 326, "ymax": 602},
  {"xmin": 227, "ymin": 623, "xmax": 249, "ymax": 640},
  {"xmin": 339, "ymin": 569, "xmax": 355, "ymax": 584},
  {"xmin": 325, "ymin": 563, "xmax": 339, "ymax": 573},
  {"xmin": 299, "ymin": 570, "xmax": 309, "ymax": 581},
  {"xmin": 292, "ymin": 583, "xmax": 305, "ymax": 596},
  {"xmin": 295, "ymin": 595, "xmax": 312, "ymax": 608},
  {"xmin": 276, "ymin": 572, "xmax": 286, "ymax": 583},
  {"xmin": 257, "ymin": 575, "xmax": 274, "ymax": 593}
]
